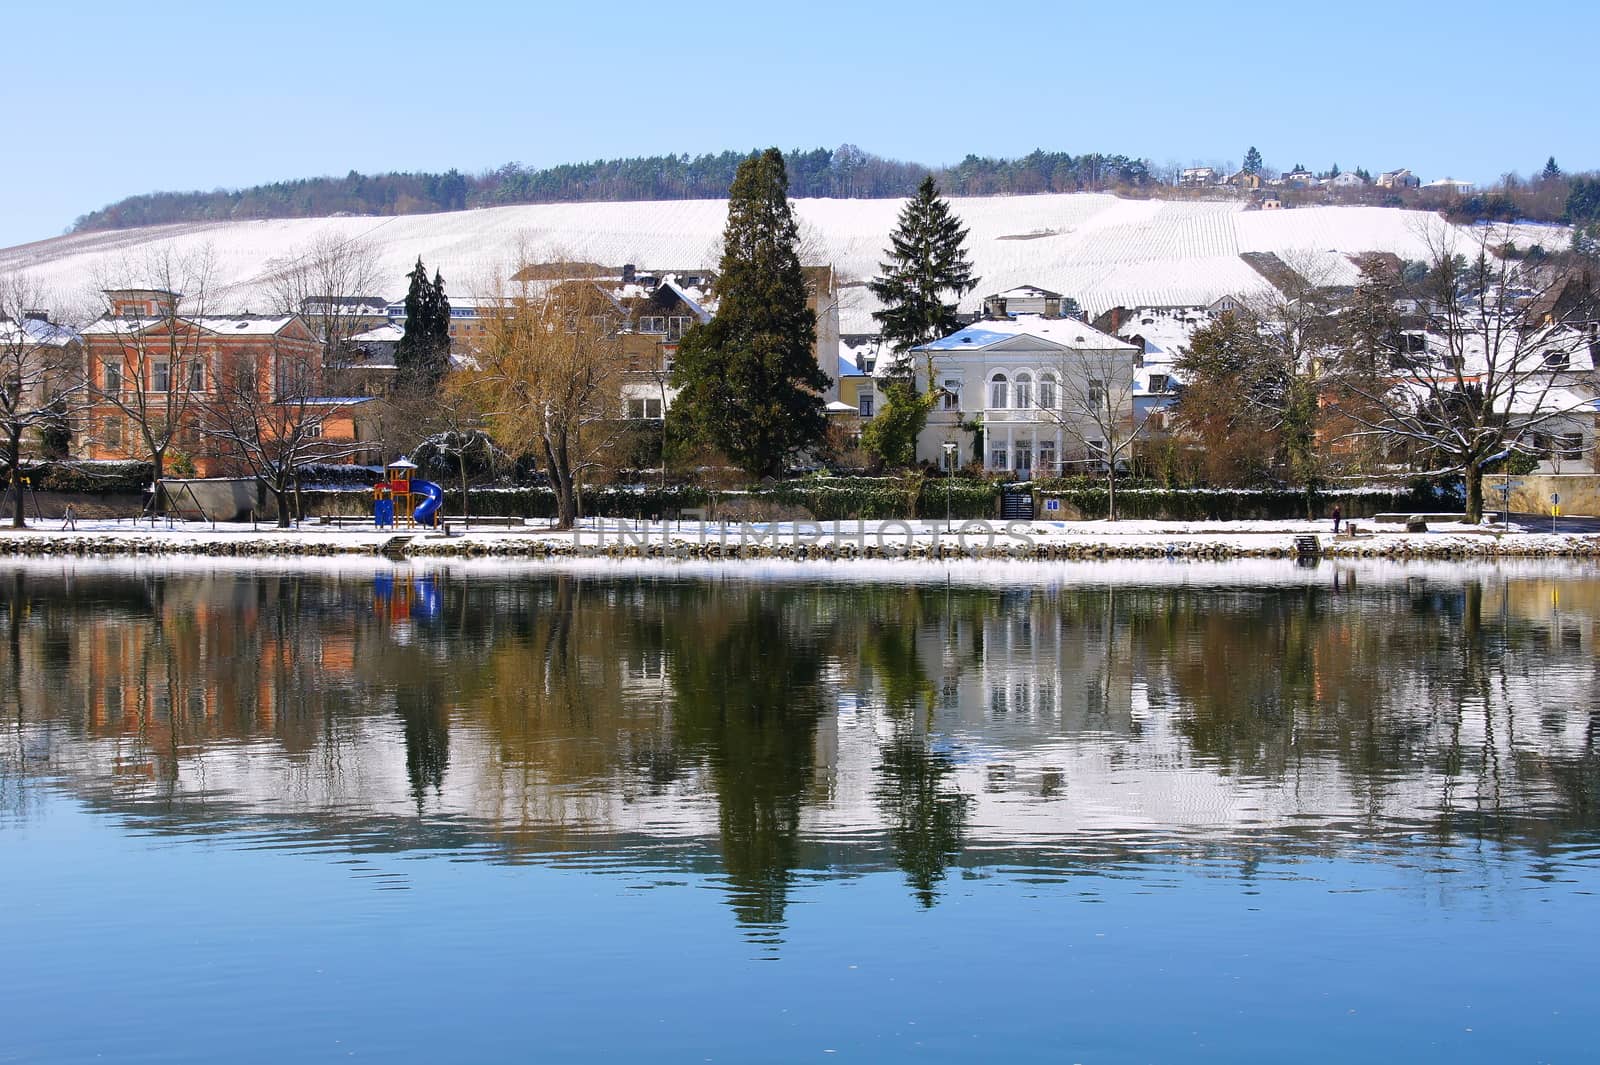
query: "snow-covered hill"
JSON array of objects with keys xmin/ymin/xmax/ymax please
[{"xmin": 1, "ymin": 195, "xmax": 1567, "ymax": 332}]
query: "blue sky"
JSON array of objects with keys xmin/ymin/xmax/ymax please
[{"xmin": 4, "ymin": 0, "xmax": 1595, "ymax": 248}]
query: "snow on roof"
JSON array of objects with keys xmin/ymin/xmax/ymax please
[
  {"xmin": 350, "ymin": 323, "xmax": 403, "ymax": 343},
  {"xmin": 304, "ymin": 396, "xmax": 377, "ymax": 407},
  {"xmin": 994, "ymin": 284, "xmax": 1063, "ymax": 299},
  {"xmin": 825, "ymin": 400, "xmax": 858, "ymax": 413},
  {"xmin": 81, "ymin": 313, "xmax": 301, "ymax": 336},
  {"xmin": 915, "ymin": 314, "xmax": 1134, "ymax": 353},
  {"xmin": 8, "ymin": 195, "xmax": 1571, "ymax": 335},
  {"xmin": 0, "ymin": 316, "xmax": 78, "ymax": 346}
]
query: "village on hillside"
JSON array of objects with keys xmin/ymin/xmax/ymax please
[{"xmin": 3, "ymin": 152, "xmax": 1598, "ymax": 533}]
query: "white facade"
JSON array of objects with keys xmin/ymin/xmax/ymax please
[{"xmin": 903, "ymin": 316, "xmax": 1141, "ymax": 477}]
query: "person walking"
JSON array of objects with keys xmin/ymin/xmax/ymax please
[{"xmin": 1331, "ymin": 504, "xmax": 1342, "ymax": 535}]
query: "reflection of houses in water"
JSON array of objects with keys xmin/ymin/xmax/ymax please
[{"xmin": 8, "ymin": 567, "xmax": 1600, "ymax": 919}]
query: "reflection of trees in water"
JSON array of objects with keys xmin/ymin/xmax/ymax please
[
  {"xmin": 851, "ymin": 585, "xmax": 972, "ymax": 907},
  {"xmin": 4, "ymin": 567, "xmax": 1600, "ymax": 918},
  {"xmin": 665, "ymin": 585, "xmax": 828, "ymax": 930}
]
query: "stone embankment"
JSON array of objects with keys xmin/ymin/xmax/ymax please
[{"xmin": 2, "ymin": 530, "xmax": 1598, "ymax": 562}]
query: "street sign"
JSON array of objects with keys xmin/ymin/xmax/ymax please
[
  {"xmin": 1551, "ymin": 493, "xmax": 1560, "ymax": 505},
  {"xmin": 1497, "ymin": 480, "xmax": 1523, "ymax": 492}
]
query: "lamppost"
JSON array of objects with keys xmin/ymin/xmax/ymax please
[{"xmin": 942, "ymin": 441, "xmax": 958, "ymax": 534}]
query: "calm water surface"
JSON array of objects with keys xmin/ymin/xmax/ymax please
[{"xmin": 2, "ymin": 559, "xmax": 1597, "ymax": 1064}]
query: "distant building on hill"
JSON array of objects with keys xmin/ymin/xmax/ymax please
[{"xmin": 1377, "ymin": 168, "xmax": 1420, "ymax": 189}]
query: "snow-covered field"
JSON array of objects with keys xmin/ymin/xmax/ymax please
[{"xmin": 2, "ymin": 194, "xmax": 1569, "ymax": 331}]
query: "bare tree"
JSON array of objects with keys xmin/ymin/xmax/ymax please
[
  {"xmin": 451, "ymin": 265, "xmax": 624, "ymax": 529},
  {"xmin": 1328, "ymin": 222, "xmax": 1598, "ymax": 522},
  {"xmin": 263, "ymin": 233, "xmax": 385, "ymax": 373},
  {"xmin": 1034, "ymin": 345, "xmax": 1146, "ymax": 519},
  {"xmin": 0, "ymin": 276, "xmax": 86, "ymax": 527},
  {"xmin": 87, "ymin": 246, "xmax": 218, "ymax": 485},
  {"xmin": 198, "ymin": 335, "xmax": 367, "ymax": 527}
]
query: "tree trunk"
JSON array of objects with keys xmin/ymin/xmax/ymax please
[
  {"xmin": 1105, "ymin": 457, "xmax": 1117, "ymax": 521},
  {"xmin": 1464, "ymin": 462, "xmax": 1484, "ymax": 524},
  {"xmin": 458, "ymin": 454, "xmax": 470, "ymax": 528},
  {"xmin": 6, "ymin": 434, "xmax": 24, "ymax": 529},
  {"xmin": 544, "ymin": 436, "xmax": 576, "ymax": 530},
  {"xmin": 150, "ymin": 447, "xmax": 165, "ymax": 517},
  {"xmin": 271, "ymin": 475, "xmax": 293, "ymax": 529}
]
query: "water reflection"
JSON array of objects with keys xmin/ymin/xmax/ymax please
[{"xmin": 3, "ymin": 561, "xmax": 1599, "ymax": 938}]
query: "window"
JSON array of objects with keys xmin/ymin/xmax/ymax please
[
  {"xmin": 188, "ymin": 358, "xmax": 206, "ymax": 391},
  {"xmin": 989, "ymin": 374, "xmax": 1008, "ymax": 409},
  {"xmin": 237, "ymin": 363, "xmax": 258, "ymax": 395},
  {"xmin": 152, "ymin": 361, "xmax": 171, "ymax": 392},
  {"xmin": 1088, "ymin": 379, "xmax": 1106, "ymax": 407},
  {"xmin": 667, "ymin": 316, "xmax": 692, "ymax": 341},
  {"xmin": 940, "ymin": 379, "xmax": 961, "ymax": 411},
  {"xmin": 989, "ymin": 446, "xmax": 1008, "ymax": 470},
  {"xmin": 859, "ymin": 392, "xmax": 874, "ymax": 418},
  {"xmin": 103, "ymin": 418, "xmax": 123, "ymax": 447},
  {"xmin": 1014, "ymin": 373, "xmax": 1032, "ymax": 409},
  {"xmin": 627, "ymin": 397, "xmax": 663, "ymax": 420},
  {"xmin": 303, "ymin": 422, "xmax": 324, "ymax": 440},
  {"xmin": 1147, "ymin": 373, "xmax": 1169, "ymax": 393},
  {"xmin": 1544, "ymin": 350, "xmax": 1571, "ymax": 369},
  {"xmin": 1038, "ymin": 439, "xmax": 1057, "ymax": 474},
  {"xmin": 1038, "ymin": 374, "xmax": 1057, "ymax": 409},
  {"xmin": 103, "ymin": 361, "xmax": 122, "ymax": 393},
  {"xmin": 639, "ymin": 316, "xmax": 666, "ymax": 335},
  {"xmin": 1440, "ymin": 354, "xmax": 1464, "ymax": 373},
  {"xmin": 1559, "ymin": 432, "xmax": 1585, "ymax": 459},
  {"xmin": 1014, "ymin": 442, "xmax": 1032, "ymax": 474}
]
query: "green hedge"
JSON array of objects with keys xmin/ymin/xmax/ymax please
[
  {"xmin": 15, "ymin": 461, "xmax": 153, "ymax": 494},
  {"xmin": 301, "ymin": 478, "xmax": 1005, "ymax": 521},
  {"xmin": 1040, "ymin": 483, "xmax": 1460, "ymax": 521}
]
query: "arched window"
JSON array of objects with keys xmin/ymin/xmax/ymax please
[
  {"xmin": 989, "ymin": 373, "xmax": 1008, "ymax": 409},
  {"xmin": 1014, "ymin": 372, "xmax": 1033, "ymax": 409},
  {"xmin": 1039, "ymin": 373, "xmax": 1057, "ymax": 410}
]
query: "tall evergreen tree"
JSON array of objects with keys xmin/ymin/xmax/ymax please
[
  {"xmin": 1542, "ymin": 156, "xmax": 1562, "ymax": 181},
  {"xmin": 1243, "ymin": 146, "xmax": 1264, "ymax": 176},
  {"xmin": 395, "ymin": 257, "xmax": 452, "ymax": 391},
  {"xmin": 669, "ymin": 148, "xmax": 827, "ymax": 477},
  {"xmin": 869, "ymin": 176, "xmax": 979, "ymax": 367}
]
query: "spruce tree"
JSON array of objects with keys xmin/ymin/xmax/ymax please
[
  {"xmin": 1243, "ymin": 146, "xmax": 1263, "ymax": 176},
  {"xmin": 1542, "ymin": 156, "xmax": 1562, "ymax": 181},
  {"xmin": 395, "ymin": 257, "xmax": 452, "ymax": 391},
  {"xmin": 869, "ymin": 176, "xmax": 979, "ymax": 367},
  {"xmin": 669, "ymin": 148, "xmax": 827, "ymax": 477}
]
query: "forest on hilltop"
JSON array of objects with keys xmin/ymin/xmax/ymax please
[{"xmin": 70, "ymin": 146, "xmax": 1154, "ymax": 232}]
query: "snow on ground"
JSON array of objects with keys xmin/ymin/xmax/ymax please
[
  {"xmin": 4, "ymin": 195, "xmax": 1570, "ymax": 332},
  {"xmin": 3, "ymin": 516, "xmax": 1596, "ymax": 567}
]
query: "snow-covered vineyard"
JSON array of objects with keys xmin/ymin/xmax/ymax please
[{"xmin": 0, "ymin": 194, "xmax": 1568, "ymax": 330}]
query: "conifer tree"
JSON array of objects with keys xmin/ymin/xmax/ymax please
[
  {"xmin": 669, "ymin": 148, "xmax": 827, "ymax": 477},
  {"xmin": 1243, "ymin": 146, "xmax": 1264, "ymax": 176},
  {"xmin": 1542, "ymin": 156, "xmax": 1562, "ymax": 181},
  {"xmin": 395, "ymin": 257, "xmax": 452, "ymax": 391},
  {"xmin": 869, "ymin": 176, "xmax": 979, "ymax": 367}
]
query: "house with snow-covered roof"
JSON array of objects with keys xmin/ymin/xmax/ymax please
[
  {"xmin": 80, "ymin": 290, "xmax": 378, "ymax": 474},
  {"xmin": 903, "ymin": 315, "xmax": 1142, "ymax": 476}
]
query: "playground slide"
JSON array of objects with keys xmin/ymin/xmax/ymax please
[{"xmin": 412, "ymin": 480, "xmax": 444, "ymax": 526}]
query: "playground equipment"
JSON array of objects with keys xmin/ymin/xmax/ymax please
[{"xmin": 374, "ymin": 458, "xmax": 444, "ymax": 528}]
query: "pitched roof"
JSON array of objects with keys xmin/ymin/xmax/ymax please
[{"xmin": 913, "ymin": 314, "xmax": 1135, "ymax": 354}]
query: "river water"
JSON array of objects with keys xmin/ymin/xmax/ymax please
[{"xmin": 2, "ymin": 559, "xmax": 1596, "ymax": 1063}]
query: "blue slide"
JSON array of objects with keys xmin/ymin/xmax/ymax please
[{"xmin": 412, "ymin": 480, "xmax": 444, "ymax": 527}]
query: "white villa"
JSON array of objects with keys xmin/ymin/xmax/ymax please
[{"xmin": 887, "ymin": 315, "xmax": 1142, "ymax": 477}]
